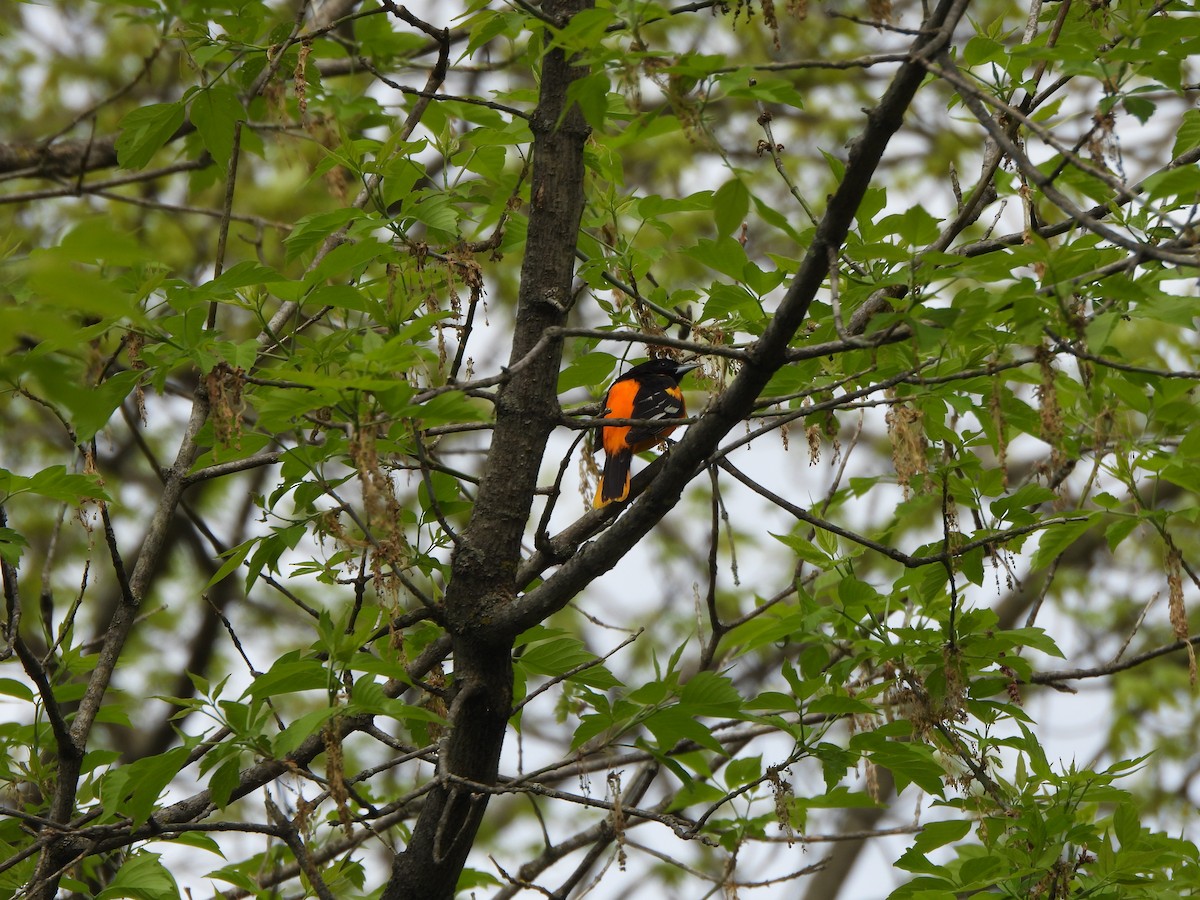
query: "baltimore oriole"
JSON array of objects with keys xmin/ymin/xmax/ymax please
[{"xmin": 593, "ymin": 358, "xmax": 700, "ymax": 508}]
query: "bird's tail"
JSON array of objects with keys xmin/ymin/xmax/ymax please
[{"xmin": 594, "ymin": 448, "xmax": 632, "ymax": 508}]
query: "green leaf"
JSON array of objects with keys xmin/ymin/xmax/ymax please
[
  {"xmin": 679, "ymin": 671, "xmax": 742, "ymax": 716},
  {"xmin": 189, "ymin": 84, "xmax": 246, "ymax": 168},
  {"xmin": 958, "ymin": 544, "xmax": 984, "ymax": 586},
  {"xmin": 550, "ymin": 6, "xmax": 619, "ymax": 50},
  {"xmin": 964, "ymin": 34, "xmax": 1005, "ymax": 65},
  {"xmin": 95, "ymin": 852, "xmax": 180, "ymax": 900},
  {"xmin": 875, "ymin": 205, "xmax": 941, "ymax": 247},
  {"xmin": 166, "ymin": 831, "xmax": 225, "ymax": 857},
  {"xmin": 914, "ymin": 817, "xmax": 971, "ymax": 851},
  {"xmin": 855, "ymin": 186, "xmax": 888, "ymax": 235},
  {"xmin": 702, "ymin": 283, "xmax": 764, "ymax": 323},
  {"xmin": 116, "ymin": 102, "xmax": 187, "ymax": 170},
  {"xmin": 205, "ymin": 539, "xmax": 255, "ymax": 590},
  {"xmin": 304, "ymin": 237, "xmax": 392, "ymax": 283},
  {"xmin": 285, "ymin": 208, "xmax": 369, "ymax": 262},
  {"xmin": 868, "ymin": 741, "xmax": 946, "ymax": 797},
  {"xmin": 806, "ymin": 694, "xmax": 878, "ymax": 716},
  {"xmin": 27, "ymin": 250, "xmax": 147, "ymax": 325},
  {"xmin": 1173, "ymin": 108, "xmax": 1200, "ymax": 158},
  {"xmin": 1105, "ymin": 517, "xmax": 1139, "ymax": 551},
  {"xmin": 60, "ymin": 217, "xmax": 147, "ymax": 266},
  {"xmin": 307, "ymin": 283, "xmax": 371, "ymax": 312},
  {"xmin": 721, "ymin": 73, "xmax": 806, "ymax": 108},
  {"xmin": 100, "ymin": 747, "xmax": 190, "ymax": 828},
  {"xmin": 744, "ymin": 691, "xmax": 796, "ymax": 713},
  {"xmin": 418, "ymin": 390, "xmax": 493, "ymax": 426},
  {"xmin": 70, "ymin": 370, "xmax": 143, "ymax": 442},
  {"xmin": 572, "ymin": 712, "xmax": 614, "ymax": 750},
  {"xmin": 559, "ymin": 352, "xmax": 618, "ymax": 394},
  {"xmin": 407, "ymin": 192, "xmax": 460, "ymax": 236},
  {"xmin": 0, "ymin": 527, "xmax": 29, "ymax": 566},
  {"xmin": 203, "ymin": 260, "xmax": 287, "ymax": 293},
  {"xmin": 770, "ymin": 531, "xmax": 831, "ymax": 565},
  {"xmin": 0, "ymin": 676, "xmax": 34, "ymax": 701},
  {"xmin": 713, "ymin": 178, "xmax": 751, "ymax": 236},
  {"xmin": 565, "ymin": 70, "xmax": 611, "ymax": 128},
  {"xmin": 464, "ymin": 9, "xmax": 525, "ymax": 58},
  {"xmin": 724, "ymin": 754, "xmax": 762, "ymax": 788},
  {"xmin": 1141, "ymin": 164, "xmax": 1200, "ymax": 201},
  {"xmin": 643, "ymin": 707, "xmax": 726, "ymax": 754},
  {"xmin": 1113, "ymin": 800, "xmax": 1140, "ymax": 846},
  {"xmin": 1030, "ymin": 516, "xmax": 1094, "ymax": 570},
  {"xmin": 753, "ymin": 194, "xmax": 804, "ymax": 242},
  {"xmin": 519, "ymin": 634, "xmax": 619, "ymax": 688},
  {"xmin": 273, "ymin": 707, "xmax": 340, "ymax": 757},
  {"xmin": 209, "ymin": 756, "xmax": 243, "ymax": 810},
  {"xmin": 243, "ymin": 658, "xmax": 330, "ymax": 700},
  {"xmin": 792, "ymin": 784, "xmax": 878, "ymax": 809},
  {"xmin": 1123, "ymin": 94, "xmax": 1155, "ymax": 124},
  {"xmin": 1002, "ymin": 626, "xmax": 1064, "ymax": 659},
  {"xmin": 205, "ymin": 865, "xmax": 261, "ymax": 894},
  {"xmin": 0, "ymin": 465, "xmax": 112, "ymax": 504},
  {"xmin": 684, "ymin": 236, "xmax": 751, "ymax": 281},
  {"xmin": 457, "ymin": 867, "xmax": 503, "ymax": 891}
]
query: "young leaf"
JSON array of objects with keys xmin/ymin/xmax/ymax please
[{"xmin": 116, "ymin": 102, "xmax": 187, "ymax": 170}]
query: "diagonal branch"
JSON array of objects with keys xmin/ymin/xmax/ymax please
[{"xmin": 499, "ymin": 0, "xmax": 974, "ymax": 637}]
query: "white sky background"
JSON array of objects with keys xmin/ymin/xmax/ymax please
[{"xmin": 7, "ymin": 0, "xmax": 1200, "ymax": 897}]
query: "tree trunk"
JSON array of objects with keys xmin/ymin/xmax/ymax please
[{"xmin": 382, "ymin": 2, "xmax": 593, "ymax": 897}]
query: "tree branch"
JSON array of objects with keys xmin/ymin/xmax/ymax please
[{"xmin": 499, "ymin": 0, "xmax": 974, "ymax": 637}]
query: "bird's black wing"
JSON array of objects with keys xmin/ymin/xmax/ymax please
[{"xmin": 626, "ymin": 374, "xmax": 685, "ymax": 445}]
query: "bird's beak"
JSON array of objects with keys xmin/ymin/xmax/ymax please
[{"xmin": 675, "ymin": 362, "xmax": 701, "ymax": 379}]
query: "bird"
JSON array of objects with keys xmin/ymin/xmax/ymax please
[{"xmin": 593, "ymin": 357, "xmax": 700, "ymax": 508}]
